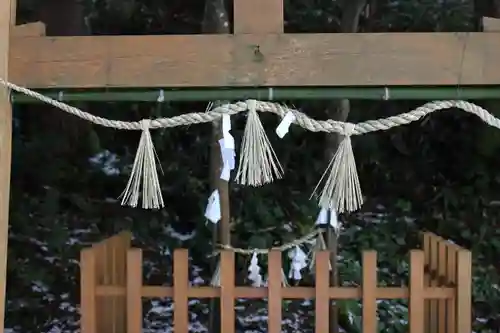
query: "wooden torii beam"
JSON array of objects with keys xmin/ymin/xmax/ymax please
[
  {"xmin": 0, "ymin": 1, "xmax": 15, "ymax": 333},
  {"xmin": 7, "ymin": 0, "xmax": 500, "ymax": 89}
]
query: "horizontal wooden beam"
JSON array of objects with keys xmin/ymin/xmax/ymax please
[
  {"xmin": 8, "ymin": 32, "xmax": 500, "ymax": 88},
  {"xmin": 483, "ymin": 16, "xmax": 500, "ymax": 31},
  {"xmin": 11, "ymin": 22, "xmax": 45, "ymax": 37}
]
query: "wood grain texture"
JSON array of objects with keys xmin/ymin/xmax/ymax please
[
  {"xmin": 0, "ymin": 1, "xmax": 14, "ymax": 333},
  {"xmin": 234, "ymin": 0, "xmax": 283, "ymax": 34},
  {"xmin": 9, "ymin": 32, "xmax": 500, "ymax": 88},
  {"xmin": 11, "ymin": 22, "xmax": 45, "ymax": 37}
]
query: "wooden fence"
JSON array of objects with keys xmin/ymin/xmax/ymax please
[
  {"xmin": 421, "ymin": 232, "xmax": 472, "ymax": 333},
  {"xmin": 80, "ymin": 231, "xmax": 471, "ymax": 333}
]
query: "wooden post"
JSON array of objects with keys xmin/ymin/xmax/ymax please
[
  {"xmin": 173, "ymin": 249, "xmax": 189, "ymax": 333},
  {"xmin": 220, "ymin": 250, "xmax": 235, "ymax": 333},
  {"xmin": 315, "ymin": 251, "xmax": 330, "ymax": 333},
  {"xmin": 80, "ymin": 249, "xmax": 97, "ymax": 333},
  {"xmin": 409, "ymin": 250, "xmax": 424, "ymax": 333},
  {"xmin": 0, "ymin": 0, "xmax": 15, "ymax": 331},
  {"xmin": 446, "ymin": 245, "xmax": 457, "ymax": 333},
  {"xmin": 267, "ymin": 250, "xmax": 282, "ymax": 333},
  {"xmin": 126, "ymin": 249, "xmax": 143, "ymax": 333},
  {"xmin": 362, "ymin": 251, "xmax": 377, "ymax": 333},
  {"xmin": 456, "ymin": 250, "xmax": 471, "ymax": 333}
]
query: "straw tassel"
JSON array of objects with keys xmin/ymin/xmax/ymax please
[
  {"xmin": 210, "ymin": 256, "xmax": 221, "ymax": 287},
  {"xmin": 120, "ymin": 119, "xmax": 164, "ymax": 209},
  {"xmin": 308, "ymin": 232, "xmax": 331, "ymax": 273},
  {"xmin": 236, "ymin": 99, "xmax": 283, "ymax": 186},
  {"xmin": 311, "ymin": 123, "xmax": 363, "ymax": 213}
]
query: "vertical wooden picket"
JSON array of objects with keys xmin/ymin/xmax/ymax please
[
  {"xmin": 362, "ymin": 251, "xmax": 377, "ymax": 333},
  {"xmin": 437, "ymin": 240, "xmax": 447, "ymax": 333},
  {"xmin": 409, "ymin": 250, "xmax": 425, "ymax": 333},
  {"xmin": 446, "ymin": 244, "xmax": 457, "ymax": 333},
  {"xmin": 80, "ymin": 248, "xmax": 96, "ymax": 333},
  {"xmin": 429, "ymin": 237, "xmax": 438, "ymax": 332},
  {"xmin": 422, "ymin": 233, "xmax": 431, "ymax": 332},
  {"xmin": 315, "ymin": 251, "xmax": 330, "ymax": 333},
  {"xmin": 267, "ymin": 250, "xmax": 282, "ymax": 333},
  {"xmin": 127, "ymin": 249, "xmax": 143, "ymax": 333},
  {"xmin": 173, "ymin": 249, "xmax": 189, "ymax": 333},
  {"xmin": 456, "ymin": 250, "xmax": 471, "ymax": 333},
  {"xmin": 92, "ymin": 232, "xmax": 131, "ymax": 333},
  {"xmin": 220, "ymin": 251, "xmax": 235, "ymax": 333}
]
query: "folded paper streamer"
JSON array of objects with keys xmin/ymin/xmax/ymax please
[
  {"xmin": 288, "ymin": 245, "xmax": 308, "ymax": 281},
  {"xmin": 236, "ymin": 100, "xmax": 283, "ymax": 186},
  {"xmin": 248, "ymin": 252, "xmax": 263, "ymax": 287},
  {"xmin": 120, "ymin": 119, "xmax": 164, "ymax": 209},
  {"xmin": 204, "ymin": 190, "xmax": 221, "ymax": 224},
  {"xmin": 276, "ymin": 111, "xmax": 296, "ymax": 138},
  {"xmin": 311, "ymin": 123, "xmax": 363, "ymax": 213},
  {"xmin": 315, "ymin": 207, "xmax": 340, "ymax": 231},
  {"xmin": 219, "ymin": 114, "xmax": 236, "ymax": 181},
  {"xmin": 219, "ymin": 138, "xmax": 236, "ymax": 181}
]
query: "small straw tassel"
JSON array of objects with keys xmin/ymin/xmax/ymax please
[
  {"xmin": 210, "ymin": 256, "xmax": 221, "ymax": 287},
  {"xmin": 120, "ymin": 119, "xmax": 164, "ymax": 209},
  {"xmin": 308, "ymin": 232, "xmax": 331, "ymax": 273},
  {"xmin": 235, "ymin": 99, "xmax": 283, "ymax": 186},
  {"xmin": 311, "ymin": 123, "xmax": 363, "ymax": 213}
]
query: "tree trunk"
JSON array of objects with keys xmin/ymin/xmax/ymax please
[
  {"xmin": 202, "ymin": 1, "xmax": 231, "ymax": 332},
  {"xmin": 326, "ymin": 1, "xmax": 367, "ymax": 332}
]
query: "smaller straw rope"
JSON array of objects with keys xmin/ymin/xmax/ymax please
[
  {"xmin": 2, "ymin": 79, "xmax": 500, "ymax": 137},
  {"xmin": 216, "ymin": 228, "xmax": 321, "ymax": 255}
]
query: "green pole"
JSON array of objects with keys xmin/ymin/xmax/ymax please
[{"xmin": 10, "ymin": 86, "xmax": 500, "ymax": 103}]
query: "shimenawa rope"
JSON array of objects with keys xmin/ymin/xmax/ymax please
[{"xmin": 2, "ymin": 78, "xmax": 499, "ymax": 213}]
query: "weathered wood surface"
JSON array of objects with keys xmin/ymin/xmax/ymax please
[
  {"xmin": 11, "ymin": 22, "xmax": 46, "ymax": 37},
  {"xmin": 8, "ymin": 32, "xmax": 500, "ymax": 88},
  {"xmin": 0, "ymin": 1, "xmax": 15, "ymax": 333}
]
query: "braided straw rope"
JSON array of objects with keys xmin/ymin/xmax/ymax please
[
  {"xmin": 2, "ymin": 79, "xmax": 500, "ymax": 134},
  {"xmin": 217, "ymin": 228, "xmax": 321, "ymax": 255},
  {"xmin": 4, "ymin": 78, "xmax": 500, "ymax": 213}
]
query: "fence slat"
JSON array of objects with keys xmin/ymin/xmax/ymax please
[
  {"xmin": 362, "ymin": 251, "xmax": 377, "ymax": 333},
  {"xmin": 422, "ymin": 233, "xmax": 431, "ymax": 332},
  {"xmin": 81, "ymin": 249, "xmax": 96, "ymax": 333},
  {"xmin": 429, "ymin": 238, "xmax": 438, "ymax": 332},
  {"xmin": 173, "ymin": 249, "xmax": 189, "ymax": 333},
  {"xmin": 220, "ymin": 250, "xmax": 235, "ymax": 333},
  {"xmin": 456, "ymin": 250, "xmax": 471, "ymax": 333},
  {"xmin": 410, "ymin": 250, "xmax": 425, "ymax": 333},
  {"xmin": 315, "ymin": 251, "xmax": 330, "ymax": 333},
  {"xmin": 437, "ymin": 240, "xmax": 447, "ymax": 333},
  {"xmin": 447, "ymin": 245, "xmax": 457, "ymax": 333},
  {"xmin": 127, "ymin": 249, "xmax": 143, "ymax": 333},
  {"xmin": 268, "ymin": 250, "xmax": 282, "ymax": 333}
]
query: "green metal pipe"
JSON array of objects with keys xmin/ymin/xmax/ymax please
[{"xmin": 10, "ymin": 86, "xmax": 500, "ymax": 103}]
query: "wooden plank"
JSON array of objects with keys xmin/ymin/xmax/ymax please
[
  {"xmin": 0, "ymin": 0, "xmax": 14, "ymax": 332},
  {"xmin": 362, "ymin": 251, "xmax": 377, "ymax": 333},
  {"xmin": 446, "ymin": 245, "xmax": 457, "ymax": 333},
  {"xmin": 173, "ymin": 249, "xmax": 189, "ymax": 333},
  {"xmin": 315, "ymin": 251, "xmax": 330, "ymax": 333},
  {"xmin": 456, "ymin": 250, "xmax": 471, "ymax": 333},
  {"xmin": 234, "ymin": 0, "xmax": 283, "ymax": 34},
  {"xmin": 267, "ymin": 250, "xmax": 282, "ymax": 333},
  {"xmin": 409, "ymin": 250, "xmax": 425, "ymax": 333},
  {"xmin": 80, "ymin": 249, "xmax": 97, "ymax": 333},
  {"xmin": 483, "ymin": 17, "xmax": 500, "ymax": 31},
  {"xmin": 220, "ymin": 251, "xmax": 235, "ymax": 333},
  {"xmin": 11, "ymin": 22, "xmax": 45, "ymax": 37},
  {"xmin": 8, "ymin": 32, "xmax": 500, "ymax": 88},
  {"xmin": 126, "ymin": 249, "xmax": 142, "ymax": 333},
  {"xmin": 437, "ymin": 241, "xmax": 447, "ymax": 333}
]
